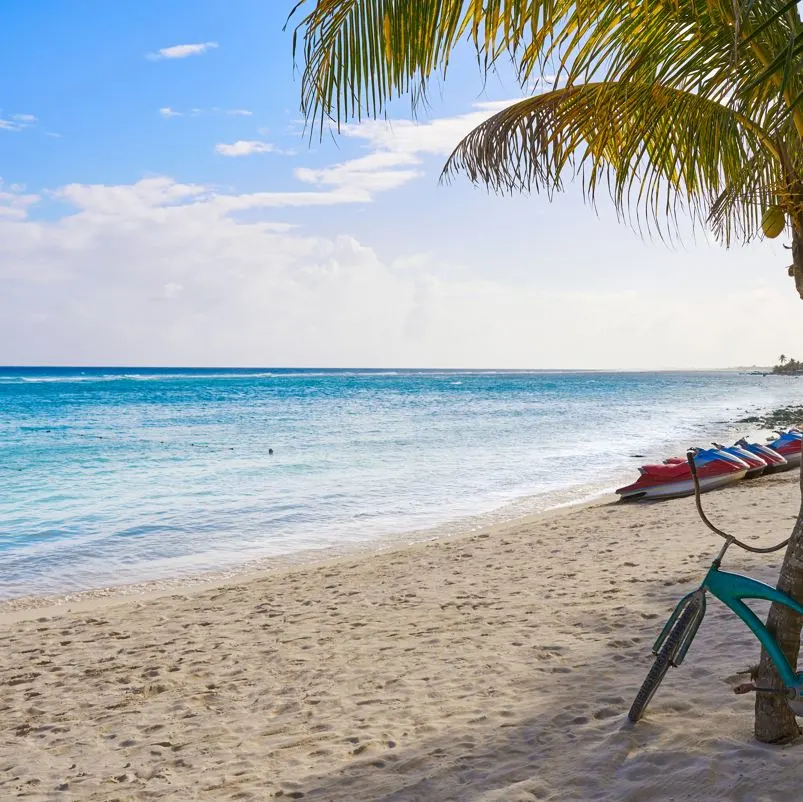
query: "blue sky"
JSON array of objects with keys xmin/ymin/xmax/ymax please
[
  {"xmin": 1, "ymin": 1, "xmax": 302, "ymax": 190},
  {"xmin": 1, "ymin": 1, "xmax": 801, "ymax": 368}
]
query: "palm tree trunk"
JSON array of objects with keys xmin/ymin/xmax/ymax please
[{"xmin": 754, "ymin": 223, "xmax": 803, "ymax": 743}]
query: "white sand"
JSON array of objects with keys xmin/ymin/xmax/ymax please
[{"xmin": 2, "ymin": 470, "xmax": 803, "ymax": 800}]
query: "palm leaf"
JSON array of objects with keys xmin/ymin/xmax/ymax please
[
  {"xmin": 442, "ymin": 82, "xmax": 787, "ymax": 242},
  {"xmin": 290, "ymin": 0, "xmax": 803, "ymax": 245},
  {"xmin": 290, "ymin": 0, "xmax": 803, "ymax": 139},
  {"xmin": 287, "ymin": 0, "xmax": 569, "ymax": 131}
]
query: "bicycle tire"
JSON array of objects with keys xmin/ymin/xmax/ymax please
[{"xmin": 628, "ymin": 600, "xmax": 701, "ymax": 722}]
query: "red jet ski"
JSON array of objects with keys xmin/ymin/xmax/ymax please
[
  {"xmin": 711, "ymin": 443, "xmax": 767, "ymax": 479},
  {"xmin": 734, "ymin": 439, "xmax": 789, "ymax": 473},
  {"xmin": 616, "ymin": 447, "xmax": 748, "ymax": 501},
  {"xmin": 767, "ymin": 431, "xmax": 802, "ymax": 468}
]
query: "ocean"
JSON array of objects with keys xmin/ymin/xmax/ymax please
[{"xmin": 1, "ymin": 367, "xmax": 800, "ymax": 600}]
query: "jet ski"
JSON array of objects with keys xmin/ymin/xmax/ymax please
[
  {"xmin": 734, "ymin": 439, "xmax": 789, "ymax": 473},
  {"xmin": 767, "ymin": 431, "xmax": 802, "ymax": 468},
  {"xmin": 616, "ymin": 447, "xmax": 748, "ymax": 501},
  {"xmin": 711, "ymin": 442, "xmax": 767, "ymax": 479}
]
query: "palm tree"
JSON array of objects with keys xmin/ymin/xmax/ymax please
[
  {"xmin": 290, "ymin": 0, "xmax": 803, "ymax": 742},
  {"xmin": 780, "ymin": 355, "xmax": 788, "ymax": 366}
]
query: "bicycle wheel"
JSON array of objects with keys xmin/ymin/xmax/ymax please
[{"xmin": 628, "ymin": 599, "xmax": 702, "ymax": 722}]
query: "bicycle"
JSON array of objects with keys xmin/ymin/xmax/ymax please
[{"xmin": 628, "ymin": 448, "xmax": 803, "ymax": 723}]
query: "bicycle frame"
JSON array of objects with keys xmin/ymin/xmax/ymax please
[{"xmin": 655, "ymin": 557, "xmax": 803, "ymax": 689}]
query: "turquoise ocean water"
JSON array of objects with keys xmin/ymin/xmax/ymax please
[{"xmin": 1, "ymin": 367, "xmax": 801, "ymax": 600}]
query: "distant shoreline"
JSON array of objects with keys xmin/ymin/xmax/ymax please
[{"xmin": 743, "ymin": 370, "xmax": 803, "ymax": 377}]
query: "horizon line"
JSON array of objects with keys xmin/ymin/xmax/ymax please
[{"xmin": 0, "ymin": 364, "xmax": 770, "ymax": 373}]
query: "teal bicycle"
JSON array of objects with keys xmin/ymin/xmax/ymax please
[{"xmin": 628, "ymin": 449, "xmax": 803, "ymax": 722}]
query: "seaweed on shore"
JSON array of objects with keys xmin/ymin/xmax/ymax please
[{"xmin": 737, "ymin": 406, "xmax": 803, "ymax": 429}]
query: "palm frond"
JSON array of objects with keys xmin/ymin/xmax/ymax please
[
  {"xmin": 442, "ymin": 83, "xmax": 789, "ymax": 243},
  {"xmin": 562, "ymin": 0, "xmax": 803, "ymax": 136},
  {"xmin": 291, "ymin": 0, "xmax": 803, "ymax": 246},
  {"xmin": 288, "ymin": 0, "xmax": 569, "ymax": 133},
  {"xmin": 707, "ymin": 137, "xmax": 803, "ymax": 241},
  {"xmin": 290, "ymin": 0, "xmax": 803, "ymax": 137}
]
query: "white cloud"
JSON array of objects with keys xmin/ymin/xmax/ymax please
[
  {"xmin": 0, "ymin": 178, "xmax": 406, "ymax": 363},
  {"xmin": 0, "ymin": 113, "xmax": 38, "ymax": 132},
  {"xmin": 52, "ymin": 175, "xmax": 367, "ymax": 214},
  {"xmin": 215, "ymin": 140, "xmax": 278, "ymax": 157},
  {"xmin": 341, "ymin": 100, "xmax": 515, "ymax": 157},
  {"xmin": 285, "ymin": 100, "xmax": 518, "ymax": 196},
  {"xmin": 51, "ymin": 178, "xmax": 210, "ymax": 222},
  {"xmin": 162, "ymin": 282, "xmax": 184, "ymax": 300},
  {"xmin": 1, "ymin": 174, "xmax": 801, "ymax": 368},
  {"xmin": 160, "ymin": 107, "xmax": 252, "ymax": 119},
  {"xmin": 271, "ymin": 101, "xmax": 513, "ymax": 197},
  {"xmin": 186, "ymin": 100, "xmax": 516, "ymax": 204},
  {"xmin": 147, "ymin": 42, "xmax": 218, "ymax": 60},
  {"xmin": 0, "ymin": 183, "xmax": 40, "ymax": 219},
  {"xmin": 295, "ymin": 152, "xmax": 422, "ymax": 193},
  {"xmin": 215, "ymin": 187, "xmax": 369, "ymax": 208}
]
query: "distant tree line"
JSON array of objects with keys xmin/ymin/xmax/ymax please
[{"xmin": 773, "ymin": 355, "xmax": 803, "ymax": 374}]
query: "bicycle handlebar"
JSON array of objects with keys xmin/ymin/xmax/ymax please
[{"xmin": 686, "ymin": 449, "xmax": 790, "ymax": 554}]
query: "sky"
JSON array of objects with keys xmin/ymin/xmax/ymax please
[{"xmin": 1, "ymin": 0, "xmax": 801, "ymax": 369}]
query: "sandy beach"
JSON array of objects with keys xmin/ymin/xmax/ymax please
[{"xmin": 3, "ymin": 470, "xmax": 803, "ymax": 801}]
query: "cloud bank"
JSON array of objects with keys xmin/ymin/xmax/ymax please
[
  {"xmin": 1, "ymin": 174, "xmax": 798, "ymax": 368},
  {"xmin": 3, "ymin": 101, "xmax": 800, "ymax": 368}
]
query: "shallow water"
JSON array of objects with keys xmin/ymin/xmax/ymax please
[{"xmin": 1, "ymin": 367, "xmax": 800, "ymax": 598}]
